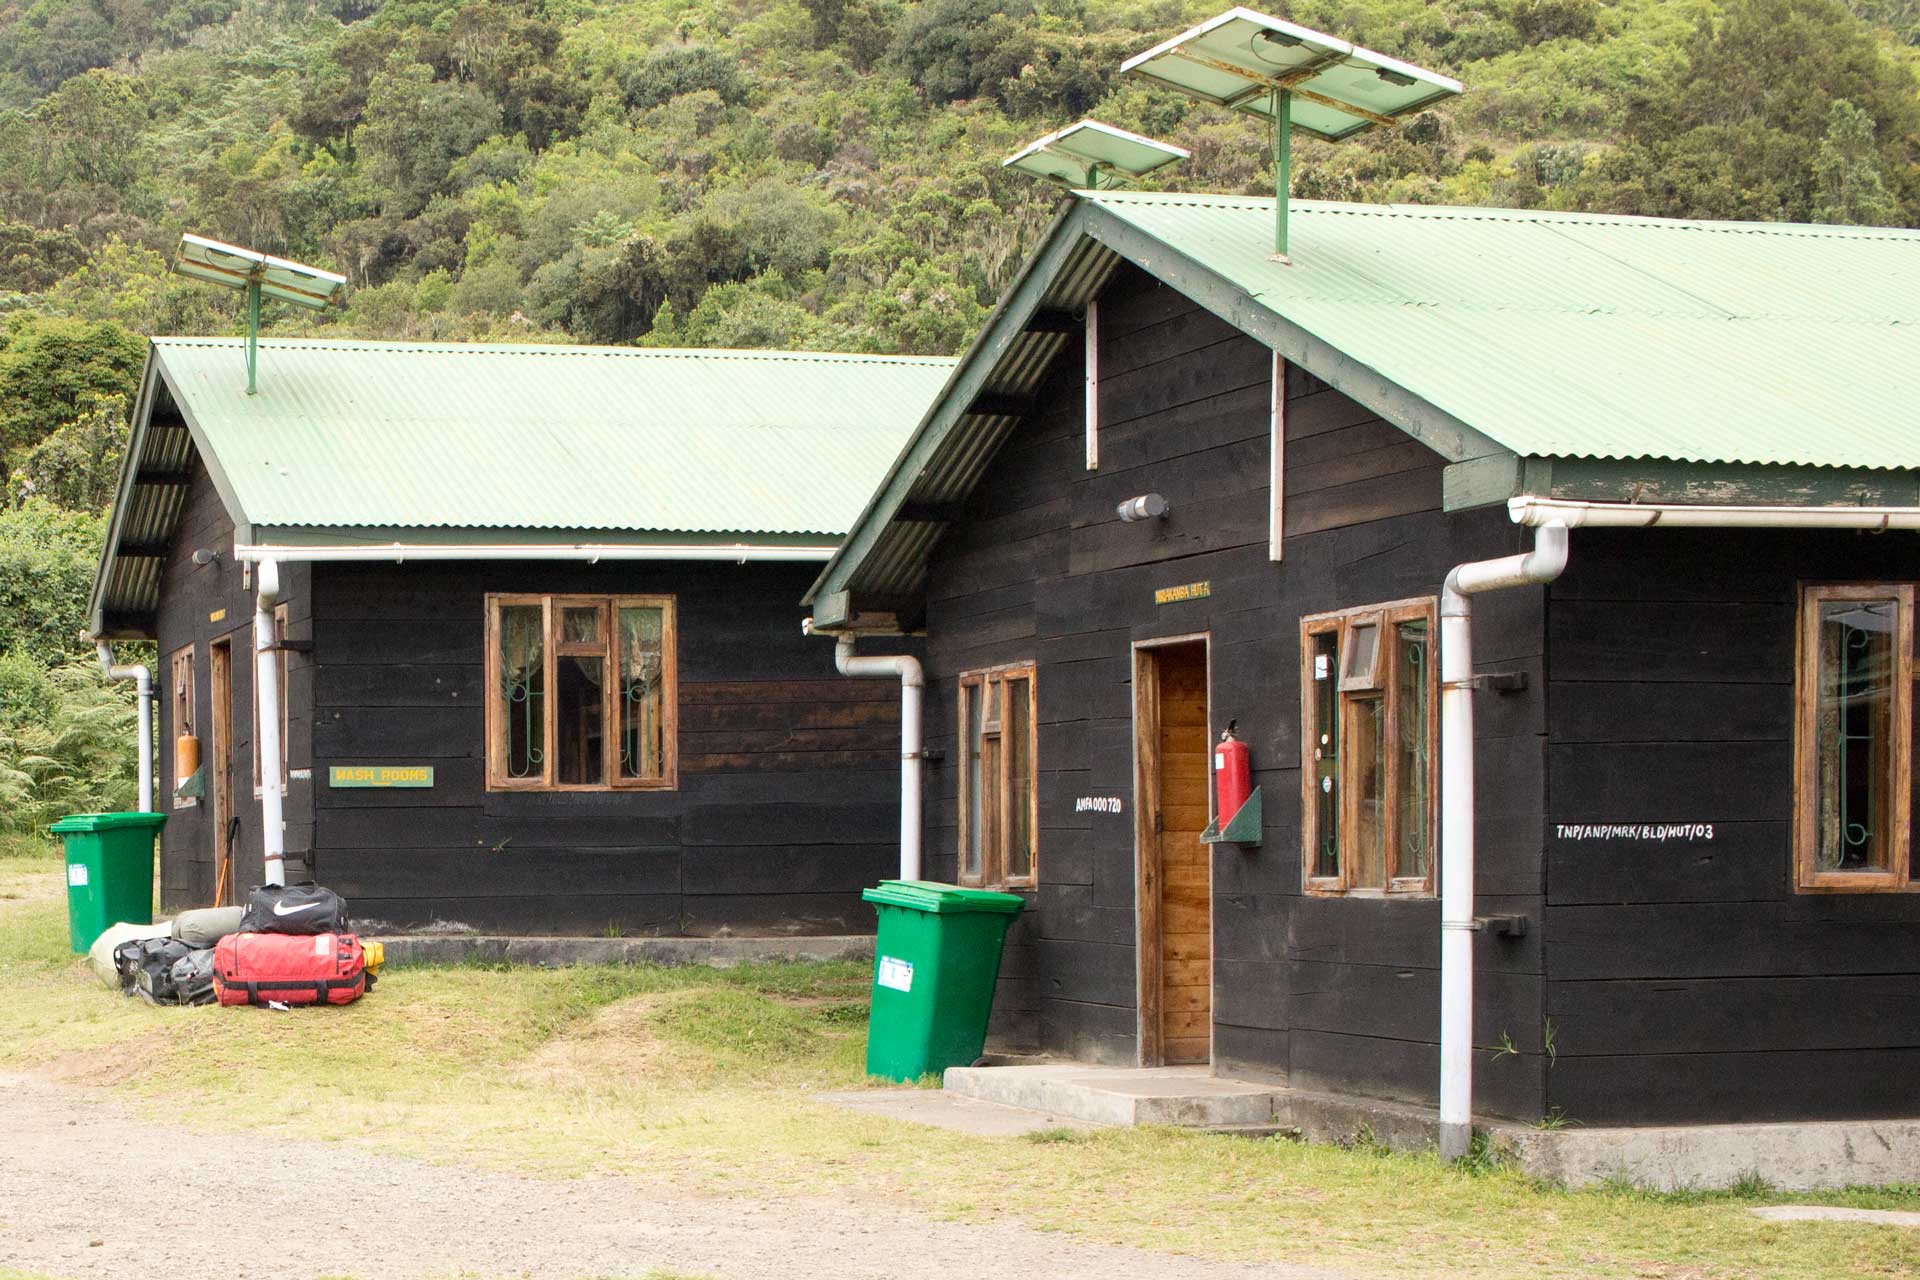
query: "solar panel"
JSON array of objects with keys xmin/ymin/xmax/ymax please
[
  {"xmin": 175, "ymin": 234, "xmax": 347, "ymax": 310},
  {"xmin": 1120, "ymin": 7, "xmax": 1462, "ymax": 142},
  {"xmin": 1003, "ymin": 119, "xmax": 1190, "ymax": 189}
]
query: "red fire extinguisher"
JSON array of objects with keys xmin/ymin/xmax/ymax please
[{"xmin": 1214, "ymin": 722, "xmax": 1251, "ymax": 825}]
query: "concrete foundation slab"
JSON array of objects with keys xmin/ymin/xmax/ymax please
[
  {"xmin": 943, "ymin": 1065, "xmax": 1281, "ymax": 1128},
  {"xmin": 942, "ymin": 1063, "xmax": 1920, "ymax": 1191},
  {"xmin": 1508, "ymin": 1118, "xmax": 1920, "ymax": 1193},
  {"xmin": 816, "ymin": 1089, "xmax": 1102, "ymax": 1138},
  {"xmin": 373, "ymin": 934, "xmax": 873, "ymax": 970}
]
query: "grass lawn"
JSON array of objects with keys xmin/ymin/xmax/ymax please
[{"xmin": 2, "ymin": 834, "xmax": 1916, "ymax": 1279}]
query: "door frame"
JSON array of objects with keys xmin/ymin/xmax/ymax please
[
  {"xmin": 209, "ymin": 636, "xmax": 235, "ymax": 906},
  {"xmin": 1131, "ymin": 633, "xmax": 1213, "ymax": 1068}
]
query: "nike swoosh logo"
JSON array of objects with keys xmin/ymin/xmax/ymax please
[{"xmin": 272, "ymin": 901, "xmax": 325, "ymax": 916}]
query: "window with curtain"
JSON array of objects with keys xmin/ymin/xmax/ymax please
[
  {"xmin": 1795, "ymin": 584, "xmax": 1915, "ymax": 891},
  {"xmin": 486, "ymin": 594, "xmax": 677, "ymax": 791}
]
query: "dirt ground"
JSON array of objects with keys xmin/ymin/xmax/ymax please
[{"xmin": 0, "ymin": 1073, "xmax": 1354, "ymax": 1280}]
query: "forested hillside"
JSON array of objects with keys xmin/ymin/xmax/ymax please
[{"xmin": 0, "ymin": 0, "xmax": 1916, "ymax": 825}]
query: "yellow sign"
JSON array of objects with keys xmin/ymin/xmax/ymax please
[
  {"xmin": 328, "ymin": 765, "xmax": 434, "ymax": 789},
  {"xmin": 1154, "ymin": 581, "xmax": 1211, "ymax": 605},
  {"xmin": 208, "ymin": 609, "xmax": 226, "ymax": 623}
]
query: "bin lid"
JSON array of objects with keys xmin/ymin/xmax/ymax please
[
  {"xmin": 48, "ymin": 811, "xmax": 169, "ymax": 835},
  {"xmin": 861, "ymin": 879, "xmax": 1026, "ymax": 915}
]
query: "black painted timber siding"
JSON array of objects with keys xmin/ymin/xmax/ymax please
[
  {"xmin": 152, "ymin": 450, "xmax": 315, "ymax": 908},
  {"xmin": 1544, "ymin": 527, "xmax": 1920, "ymax": 1125},
  {"xmin": 310, "ymin": 560, "xmax": 908, "ymax": 935},
  {"xmin": 919, "ymin": 263, "xmax": 1550, "ymax": 1118}
]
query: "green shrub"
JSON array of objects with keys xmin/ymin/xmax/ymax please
[{"xmin": 0, "ymin": 658, "xmax": 136, "ymax": 833}]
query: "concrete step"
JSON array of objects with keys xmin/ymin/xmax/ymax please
[{"xmin": 943, "ymin": 1064, "xmax": 1282, "ymax": 1129}]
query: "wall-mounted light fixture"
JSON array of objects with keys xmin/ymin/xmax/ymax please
[
  {"xmin": 191, "ymin": 548, "xmax": 222, "ymax": 567},
  {"xmin": 1116, "ymin": 493, "xmax": 1170, "ymax": 522}
]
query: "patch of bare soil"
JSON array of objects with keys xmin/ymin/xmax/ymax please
[{"xmin": 0, "ymin": 1072, "xmax": 1357, "ymax": 1280}]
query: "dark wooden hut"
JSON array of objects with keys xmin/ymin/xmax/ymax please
[
  {"xmin": 90, "ymin": 338, "xmax": 948, "ymax": 936},
  {"xmin": 807, "ymin": 192, "xmax": 1920, "ymax": 1131}
]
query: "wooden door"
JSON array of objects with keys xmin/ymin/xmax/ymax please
[
  {"xmin": 1135, "ymin": 641, "xmax": 1213, "ymax": 1066},
  {"xmin": 209, "ymin": 638, "xmax": 235, "ymax": 906}
]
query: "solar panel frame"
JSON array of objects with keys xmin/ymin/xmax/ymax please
[
  {"xmin": 1119, "ymin": 7, "xmax": 1462, "ymax": 141},
  {"xmin": 1002, "ymin": 119, "xmax": 1191, "ymax": 189},
  {"xmin": 176, "ymin": 233, "xmax": 347, "ymax": 310}
]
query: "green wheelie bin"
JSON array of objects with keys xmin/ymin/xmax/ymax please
[
  {"xmin": 50, "ymin": 811, "xmax": 167, "ymax": 954},
  {"xmin": 862, "ymin": 879, "xmax": 1025, "ymax": 1082}
]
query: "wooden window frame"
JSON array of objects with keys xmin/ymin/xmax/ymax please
[
  {"xmin": 956, "ymin": 662, "xmax": 1039, "ymax": 890},
  {"xmin": 252, "ymin": 602, "xmax": 289, "ymax": 799},
  {"xmin": 1793, "ymin": 582, "xmax": 1914, "ymax": 893},
  {"xmin": 1300, "ymin": 597, "xmax": 1438, "ymax": 897},
  {"xmin": 169, "ymin": 644, "xmax": 197, "ymax": 809},
  {"xmin": 484, "ymin": 592, "xmax": 678, "ymax": 793}
]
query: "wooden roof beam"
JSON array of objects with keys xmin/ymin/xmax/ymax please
[{"xmin": 965, "ymin": 393, "xmax": 1035, "ymax": 419}]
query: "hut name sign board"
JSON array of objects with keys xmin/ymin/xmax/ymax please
[
  {"xmin": 328, "ymin": 765, "xmax": 435, "ymax": 788},
  {"xmin": 1154, "ymin": 581, "xmax": 1211, "ymax": 605}
]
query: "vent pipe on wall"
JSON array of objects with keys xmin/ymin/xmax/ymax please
[
  {"xmin": 254, "ymin": 557, "xmax": 286, "ymax": 887},
  {"xmin": 94, "ymin": 642, "xmax": 153, "ymax": 814},
  {"xmin": 805, "ymin": 621, "xmax": 924, "ymax": 881},
  {"xmin": 1437, "ymin": 520, "xmax": 1568, "ymax": 1161}
]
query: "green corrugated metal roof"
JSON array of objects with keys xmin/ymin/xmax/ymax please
[
  {"xmin": 151, "ymin": 339, "xmax": 956, "ymax": 535},
  {"xmin": 1085, "ymin": 192, "xmax": 1920, "ymax": 470},
  {"xmin": 809, "ymin": 193, "xmax": 1920, "ymax": 611}
]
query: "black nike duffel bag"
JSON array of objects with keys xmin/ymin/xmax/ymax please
[{"xmin": 237, "ymin": 882, "xmax": 351, "ymax": 936}]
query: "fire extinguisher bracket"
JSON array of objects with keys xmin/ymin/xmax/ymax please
[{"xmin": 1200, "ymin": 785, "xmax": 1262, "ymax": 848}]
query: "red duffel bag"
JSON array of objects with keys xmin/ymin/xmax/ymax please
[{"xmin": 213, "ymin": 932, "xmax": 369, "ymax": 1007}]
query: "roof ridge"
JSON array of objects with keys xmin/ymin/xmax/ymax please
[
  {"xmin": 149, "ymin": 336, "xmax": 958, "ymax": 363},
  {"xmin": 1083, "ymin": 190, "xmax": 1920, "ymax": 240}
]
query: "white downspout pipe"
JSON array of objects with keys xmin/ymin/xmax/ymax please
[
  {"xmin": 254, "ymin": 557, "xmax": 286, "ymax": 887},
  {"xmin": 809, "ymin": 624, "xmax": 924, "ymax": 881},
  {"xmin": 1437, "ymin": 521, "xmax": 1568, "ymax": 1161},
  {"xmin": 94, "ymin": 641, "xmax": 153, "ymax": 813}
]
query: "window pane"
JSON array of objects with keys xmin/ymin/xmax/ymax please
[
  {"xmin": 1816, "ymin": 598, "xmax": 1897, "ymax": 873},
  {"xmin": 562, "ymin": 606, "xmax": 599, "ymax": 645},
  {"xmin": 1312, "ymin": 631, "xmax": 1340, "ymax": 879},
  {"xmin": 1350, "ymin": 696, "xmax": 1387, "ymax": 888},
  {"xmin": 1342, "ymin": 621, "xmax": 1379, "ymax": 687},
  {"xmin": 964, "ymin": 683, "xmax": 983, "ymax": 881},
  {"xmin": 1395, "ymin": 620, "xmax": 1431, "ymax": 880},
  {"xmin": 616, "ymin": 607, "xmax": 666, "ymax": 781},
  {"xmin": 556, "ymin": 655, "xmax": 605, "ymax": 785},
  {"xmin": 1006, "ymin": 676, "xmax": 1034, "ymax": 880},
  {"xmin": 499, "ymin": 604, "xmax": 545, "ymax": 780}
]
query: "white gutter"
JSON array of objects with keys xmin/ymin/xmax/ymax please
[
  {"xmin": 94, "ymin": 642, "xmax": 153, "ymax": 813},
  {"xmin": 1438, "ymin": 520, "xmax": 1568, "ymax": 1162},
  {"xmin": 806, "ymin": 622, "xmax": 924, "ymax": 881},
  {"xmin": 254, "ymin": 558, "xmax": 286, "ymax": 887},
  {"xmin": 1438, "ymin": 491, "xmax": 1920, "ymax": 1160},
  {"xmin": 1509, "ymin": 496, "xmax": 1920, "ymax": 530},
  {"xmin": 234, "ymin": 542, "xmax": 836, "ymax": 564}
]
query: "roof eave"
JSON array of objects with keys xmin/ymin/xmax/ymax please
[
  {"xmin": 807, "ymin": 195, "xmax": 1518, "ymax": 613},
  {"xmin": 87, "ymin": 347, "xmax": 163, "ymax": 639}
]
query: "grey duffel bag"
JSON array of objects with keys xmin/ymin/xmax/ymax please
[{"xmin": 172, "ymin": 906, "xmax": 246, "ymax": 948}]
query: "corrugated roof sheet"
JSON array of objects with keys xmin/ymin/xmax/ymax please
[
  {"xmin": 152, "ymin": 339, "xmax": 956, "ymax": 535},
  {"xmin": 1084, "ymin": 192, "xmax": 1920, "ymax": 469}
]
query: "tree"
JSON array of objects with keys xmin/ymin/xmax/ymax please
[
  {"xmin": 1813, "ymin": 99, "xmax": 1901, "ymax": 225},
  {"xmin": 16, "ymin": 393, "xmax": 127, "ymax": 512},
  {"xmin": 355, "ymin": 62, "xmax": 502, "ymax": 217},
  {"xmin": 0, "ymin": 222, "xmax": 85, "ymax": 291},
  {"xmin": 0, "ymin": 498, "xmax": 106, "ymax": 662},
  {"xmin": 0, "ymin": 317, "xmax": 144, "ymax": 461}
]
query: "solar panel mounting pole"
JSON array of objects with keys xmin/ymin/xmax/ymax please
[
  {"xmin": 245, "ymin": 271, "xmax": 261, "ymax": 396},
  {"xmin": 1272, "ymin": 87, "xmax": 1291, "ymax": 259}
]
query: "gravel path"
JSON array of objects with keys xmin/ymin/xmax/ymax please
[{"xmin": 0, "ymin": 1073, "xmax": 1357, "ymax": 1280}]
